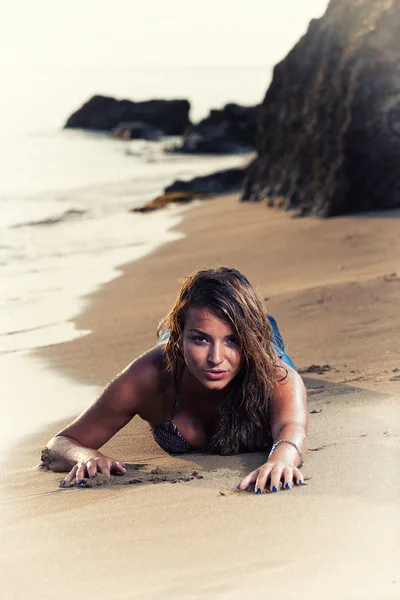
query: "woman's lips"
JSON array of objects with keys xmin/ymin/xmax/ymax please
[{"xmin": 203, "ymin": 370, "xmax": 228, "ymax": 381}]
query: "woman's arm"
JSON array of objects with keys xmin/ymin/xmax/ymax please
[
  {"xmin": 41, "ymin": 346, "xmax": 165, "ymax": 481},
  {"xmin": 41, "ymin": 435, "xmax": 128, "ymax": 480},
  {"xmin": 239, "ymin": 363, "xmax": 308, "ymax": 493}
]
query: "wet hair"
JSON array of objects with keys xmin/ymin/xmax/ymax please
[{"xmin": 164, "ymin": 267, "xmax": 285, "ymax": 455}]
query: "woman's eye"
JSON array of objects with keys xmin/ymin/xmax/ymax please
[{"xmin": 190, "ymin": 336, "xmax": 238, "ymax": 345}]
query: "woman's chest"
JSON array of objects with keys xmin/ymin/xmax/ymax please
[{"xmin": 172, "ymin": 410, "xmax": 216, "ymax": 450}]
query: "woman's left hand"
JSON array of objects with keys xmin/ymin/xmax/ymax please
[{"xmin": 238, "ymin": 458, "xmax": 304, "ymax": 493}]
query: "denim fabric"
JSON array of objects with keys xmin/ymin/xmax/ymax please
[
  {"xmin": 157, "ymin": 328, "xmax": 170, "ymax": 345},
  {"xmin": 267, "ymin": 314, "xmax": 296, "ymax": 371}
]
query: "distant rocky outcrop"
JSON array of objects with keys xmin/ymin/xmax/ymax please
[
  {"xmin": 131, "ymin": 167, "xmax": 247, "ymax": 212},
  {"xmin": 171, "ymin": 103, "xmax": 259, "ymax": 154},
  {"xmin": 64, "ymin": 96, "xmax": 259, "ymax": 151},
  {"xmin": 64, "ymin": 95, "xmax": 190, "ymax": 136},
  {"xmin": 243, "ymin": 0, "xmax": 400, "ymax": 216}
]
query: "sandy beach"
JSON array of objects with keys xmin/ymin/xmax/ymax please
[{"xmin": 1, "ymin": 195, "xmax": 400, "ymax": 599}]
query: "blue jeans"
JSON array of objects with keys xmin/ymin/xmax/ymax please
[
  {"xmin": 157, "ymin": 314, "xmax": 295, "ymax": 370},
  {"xmin": 267, "ymin": 314, "xmax": 296, "ymax": 370}
]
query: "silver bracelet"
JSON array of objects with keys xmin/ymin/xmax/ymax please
[{"xmin": 268, "ymin": 439, "xmax": 305, "ymax": 467}]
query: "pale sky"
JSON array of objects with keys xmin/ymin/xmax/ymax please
[{"xmin": 1, "ymin": 0, "xmax": 329, "ymax": 69}]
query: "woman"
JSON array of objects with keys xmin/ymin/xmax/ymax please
[{"xmin": 42, "ymin": 267, "xmax": 308, "ymax": 493}]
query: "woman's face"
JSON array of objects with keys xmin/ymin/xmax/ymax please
[{"xmin": 182, "ymin": 307, "xmax": 242, "ymax": 390}]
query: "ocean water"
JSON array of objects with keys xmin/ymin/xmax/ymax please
[{"xmin": 0, "ymin": 65, "xmax": 272, "ymax": 451}]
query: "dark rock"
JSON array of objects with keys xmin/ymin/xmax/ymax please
[
  {"xmin": 165, "ymin": 167, "xmax": 247, "ymax": 195},
  {"xmin": 64, "ymin": 95, "xmax": 190, "ymax": 136},
  {"xmin": 299, "ymin": 364, "xmax": 332, "ymax": 375},
  {"xmin": 242, "ymin": 0, "xmax": 400, "ymax": 216},
  {"xmin": 110, "ymin": 121, "xmax": 163, "ymax": 141},
  {"xmin": 171, "ymin": 103, "xmax": 259, "ymax": 154},
  {"xmin": 131, "ymin": 167, "xmax": 247, "ymax": 213},
  {"xmin": 130, "ymin": 191, "xmax": 202, "ymax": 213}
]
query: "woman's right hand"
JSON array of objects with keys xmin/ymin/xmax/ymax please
[{"xmin": 63, "ymin": 451, "xmax": 127, "ymax": 485}]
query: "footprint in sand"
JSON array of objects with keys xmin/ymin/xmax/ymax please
[
  {"xmin": 299, "ymin": 364, "xmax": 333, "ymax": 375},
  {"xmin": 60, "ymin": 465, "xmax": 204, "ymax": 489},
  {"xmin": 307, "ymin": 387, "xmax": 325, "ymax": 397}
]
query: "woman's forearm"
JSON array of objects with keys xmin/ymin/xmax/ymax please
[
  {"xmin": 273, "ymin": 423, "xmax": 307, "ymax": 447},
  {"xmin": 41, "ymin": 435, "xmax": 103, "ymax": 472},
  {"xmin": 268, "ymin": 367, "xmax": 308, "ymax": 467}
]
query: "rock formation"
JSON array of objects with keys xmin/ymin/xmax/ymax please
[
  {"xmin": 64, "ymin": 96, "xmax": 259, "ymax": 151},
  {"xmin": 64, "ymin": 95, "xmax": 190, "ymax": 136},
  {"xmin": 164, "ymin": 167, "xmax": 246, "ymax": 195},
  {"xmin": 243, "ymin": 0, "xmax": 400, "ymax": 216},
  {"xmin": 131, "ymin": 167, "xmax": 247, "ymax": 212},
  {"xmin": 171, "ymin": 103, "xmax": 259, "ymax": 154}
]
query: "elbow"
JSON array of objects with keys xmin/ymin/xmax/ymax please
[
  {"xmin": 40, "ymin": 435, "xmax": 74, "ymax": 472},
  {"xmin": 40, "ymin": 445, "xmax": 63, "ymax": 472}
]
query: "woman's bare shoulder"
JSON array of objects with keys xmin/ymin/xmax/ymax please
[
  {"xmin": 121, "ymin": 345, "xmax": 173, "ymax": 417},
  {"xmin": 123, "ymin": 344, "xmax": 168, "ymax": 382}
]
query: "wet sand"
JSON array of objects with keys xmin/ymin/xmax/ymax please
[{"xmin": 1, "ymin": 195, "xmax": 400, "ymax": 599}]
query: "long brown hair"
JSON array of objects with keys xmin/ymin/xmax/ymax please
[{"xmin": 164, "ymin": 267, "xmax": 284, "ymax": 455}]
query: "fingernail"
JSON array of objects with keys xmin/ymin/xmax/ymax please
[
  {"xmin": 272, "ymin": 486, "xmax": 278, "ymax": 493},
  {"xmin": 76, "ymin": 479, "xmax": 85, "ymax": 487},
  {"xmin": 285, "ymin": 483, "xmax": 291, "ymax": 490},
  {"xmin": 299, "ymin": 480, "xmax": 303, "ymax": 485},
  {"xmin": 256, "ymin": 488, "xmax": 262, "ymax": 495}
]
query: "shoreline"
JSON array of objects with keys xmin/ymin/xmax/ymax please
[
  {"xmin": 2, "ymin": 194, "xmax": 400, "ymax": 599},
  {"xmin": 0, "ymin": 203, "xmax": 194, "ymax": 458}
]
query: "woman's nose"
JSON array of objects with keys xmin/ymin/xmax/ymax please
[{"xmin": 208, "ymin": 342, "xmax": 223, "ymax": 365}]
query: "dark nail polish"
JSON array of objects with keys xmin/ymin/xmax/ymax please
[
  {"xmin": 76, "ymin": 479, "xmax": 85, "ymax": 487},
  {"xmin": 272, "ymin": 486, "xmax": 278, "ymax": 493},
  {"xmin": 256, "ymin": 488, "xmax": 262, "ymax": 495},
  {"xmin": 299, "ymin": 480, "xmax": 303, "ymax": 485},
  {"xmin": 285, "ymin": 483, "xmax": 290, "ymax": 490}
]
